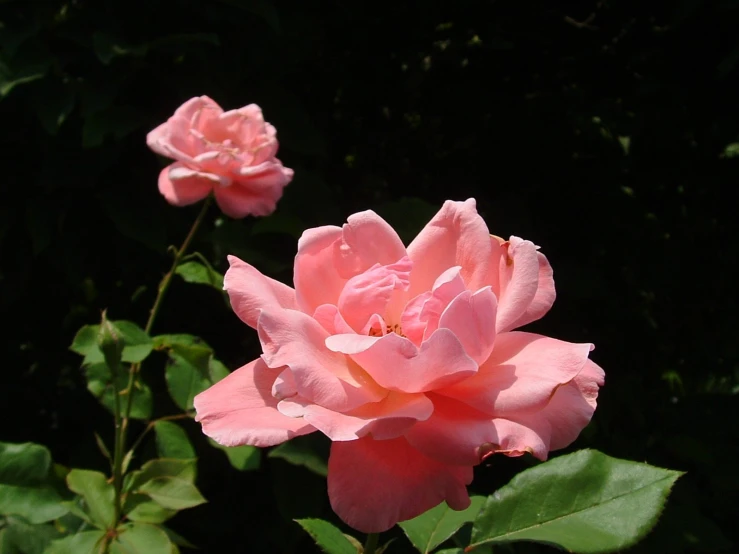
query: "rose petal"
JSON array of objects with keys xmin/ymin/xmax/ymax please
[
  {"xmin": 505, "ymin": 245, "xmax": 555, "ymax": 330},
  {"xmin": 407, "ymin": 199, "xmax": 492, "ymax": 297},
  {"xmin": 405, "ymin": 394, "xmax": 498, "ymax": 465},
  {"xmin": 157, "ymin": 163, "xmax": 215, "ymax": 207},
  {"xmin": 494, "ymin": 237, "xmax": 548, "ymax": 332},
  {"xmin": 437, "ymin": 286, "xmax": 497, "ymax": 365},
  {"xmin": 312, "ymin": 304, "xmax": 357, "ymax": 335},
  {"xmin": 224, "ymin": 255, "xmax": 297, "ymax": 328},
  {"xmin": 277, "ymin": 391, "xmax": 433, "ymax": 441},
  {"xmin": 439, "ymin": 332, "xmax": 593, "ymax": 415},
  {"xmin": 193, "ymin": 358, "xmax": 315, "ymax": 447},
  {"xmin": 258, "ymin": 309, "xmax": 387, "ymax": 411},
  {"xmin": 293, "ymin": 226, "xmax": 345, "ymax": 312},
  {"xmin": 213, "ymin": 174, "xmax": 287, "ymax": 218},
  {"xmin": 328, "ymin": 436, "xmax": 473, "ymax": 533},
  {"xmin": 294, "ymin": 211, "xmax": 407, "ymax": 314},
  {"xmin": 326, "ymin": 329, "xmax": 478, "ymax": 393},
  {"xmin": 271, "ymin": 368, "xmax": 297, "ymax": 400},
  {"xmin": 338, "ymin": 257, "xmax": 412, "ymax": 332},
  {"xmin": 401, "ymin": 266, "xmax": 468, "ymax": 344},
  {"xmin": 507, "ymin": 357, "xmax": 605, "ymax": 454}
]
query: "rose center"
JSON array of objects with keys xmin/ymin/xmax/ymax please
[{"xmin": 368, "ymin": 323, "xmax": 405, "ymax": 337}]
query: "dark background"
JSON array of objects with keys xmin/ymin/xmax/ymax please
[{"xmin": 1, "ymin": 0, "xmax": 737, "ymax": 552}]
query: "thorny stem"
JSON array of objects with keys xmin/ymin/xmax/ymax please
[{"xmin": 110, "ymin": 197, "xmax": 212, "ymax": 532}]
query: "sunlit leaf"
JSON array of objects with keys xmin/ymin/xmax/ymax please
[{"xmin": 469, "ymin": 450, "xmax": 683, "ymax": 553}]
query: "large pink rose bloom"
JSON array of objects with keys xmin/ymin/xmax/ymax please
[
  {"xmin": 147, "ymin": 96, "xmax": 294, "ymax": 218},
  {"xmin": 194, "ymin": 199, "xmax": 604, "ymax": 532}
]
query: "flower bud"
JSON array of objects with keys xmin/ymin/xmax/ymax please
[{"xmin": 97, "ymin": 310, "xmax": 124, "ymax": 370}]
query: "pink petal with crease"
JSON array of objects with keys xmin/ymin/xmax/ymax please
[
  {"xmin": 325, "ymin": 329, "xmax": 477, "ymax": 393},
  {"xmin": 407, "ymin": 199, "xmax": 492, "ymax": 297},
  {"xmin": 437, "ymin": 286, "xmax": 497, "ymax": 365},
  {"xmin": 439, "ymin": 332, "xmax": 593, "ymax": 415},
  {"xmin": 193, "ymin": 358, "xmax": 315, "ymax": 447},
  {"xmin": 258, "ymin": 309, "xmax": 386, "ymax": 411},
  {"xmin": 277, "ymin": 391, "xmax": 432, "ymax": 441},
  {"xmin": 157, "ymin": 163, "xmax": 214, "ymax": 207},
  {"xmin": 224, "ymin": 255, "xmax": 297, "ymax": 329},
  {"xmin": 494, "ymin": 236, "xmax": 546, "ymax": 332},
  {"xmin": 294, "ymin": 211, "xmax": 407, "ymax": 314},
  {"xmin": 338, "ymin": 257, "xmax": 412, "ymax": 332}
]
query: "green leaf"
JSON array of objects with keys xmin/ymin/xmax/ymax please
[
  {"xmin": 126, "ymin": 459, "xmax": 197, "ymax": 492},
  {"xmin": 154, "ymin": 421, "xmax": 196, "ymax": 460},
  {"xmin": 208, "ymin": 439, "xmax": 261, "ymax": 471},
  {"xmin": 138, "ymin": 477, "xmax": 206, "ymax": 510},
  {"xmin": 0, "ymin": 442, "xmax": 67, "ymax": 523},
  {"xmin": 399, "ymin": 496, "xmax": 485, "ymax": 553},
  {"xmin": 469, "ymin": 449, "xmax": 683, "ymax": 553},
  {"xmin": 70, "ymin": 321, "xmax": 153, "ymax": 365},
  {"xmin": 268, "ymin": 435, "xmax": 329, "ymax": 477},
  {"xmin": 152, "ymin": 334, "xmax": 208, "ymax": 350},
  {"xmin": 165, "ymin": 348, "xmax": 228, "ymax": 411},
  {"xmin": 66, "ymin": 469, "xmax": 115, "ymax": 529},
  {"xmin": 0, "ymin": 484, "xmax": 68, "ymax": 523},
  {"xmin": 45, "ymin": 530, "xmax": 106, "ymax": 554},
  {"xmin": 0, "ymin": 519, "xmax": 61, "ymax": 554},
  {"xmin": 110, "ymin": 523, "xmax": 173, "ymax": 554},
  {"xmin": 124, "ymin": 494, "xmax": 177, "ymax": 524},
  {"xmin": 294, "ymin": 519, "xmax": 357, "ymax": 554},
  {"xmin": 85, "ymin": 362, "xmax": 153, "ymax": 420},
  {"xmin": 0, "ymin": 442, "xmax": 51, "ymax": 485},
  {"xmin": 175, "ymin": 261, "xmax": 223, "ymax": 289}
]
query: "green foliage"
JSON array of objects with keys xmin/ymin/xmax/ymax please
[
  {"xmin": 45, "ymin": 530, "xmax": 106, "ymax": 554},
  {"xmin": 66, "ymin": 469, "xmax": 115, "ymax": 529},
  {"xmin": 157, "ymin": 334, "xmax": 229, "ymax": 411},
  {"xmin": 110, "ymin": 523, "xmax": 173, "ymax": 554},
  {"xmin": 84, "ymin": 363, "xmax": 153, "ymax": 421},
  {"xmin": 175, "ymin": 260, "xmax": 224, "ymax": 290},
  {"xmin": 468, "ymin": 450, "xmax": 683, "ymax": 553},
  {"xmin": 0, "ymin": 518, "xmax": 61, "ymax": 554},
  {"xmin": 137, "ymin": 477, "xmax": 206, "ymax": 510},
  {"xmin": 71, "ymin": 322, "xmax": 153, "ymax": 365},
  {"xmin": 0, "ymin": 442, "xmax": 68, "ymax": 524},
  {"xmin": 294, "ymin": 519, "xmax": 358, "ymax": 554},
  {"xmin": 153, "ymin": 421, "xmax": 195, "ymax": 460},
  {"xmin": 399, "ymin": 496, "xmax": 485, "ymax": 553}
]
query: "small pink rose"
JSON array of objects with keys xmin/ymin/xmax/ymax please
[
  {"xmin": 194, "ymin": 199, "xmax": 605, "ymax": 532},
  {"xmin": 147, "ymin": 96, "xmax": 294, "ymax": 218}
]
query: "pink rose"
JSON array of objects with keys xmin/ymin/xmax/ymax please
[
  {"xmin": 194, "ymin": 199, "xmax": 604, "ymax": 532},
  {"xmin": 147, "ymin": 96, "xmax": 294, "ymax": 218}
]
